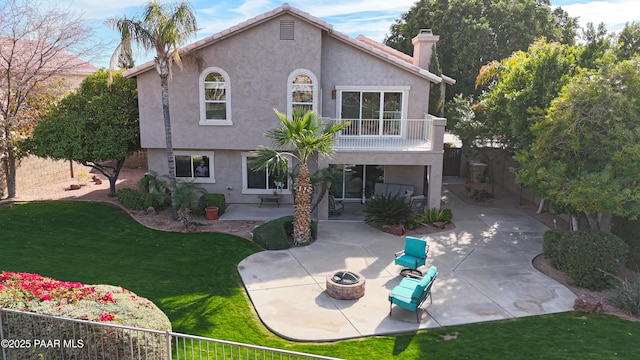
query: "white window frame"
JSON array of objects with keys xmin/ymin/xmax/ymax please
[
  {"xmin": 287, "ymin": 69, "xmax": 318, "ymax": 119},
  {"xmin": 241, "ymin": 152, "xmax": 293, "ymax": 195},
  {"xmin": 174, "ymin": 151, "xmax": 216, "ymax": 183},
  {"xmin": 335, "ymin": 86, "xmax": 410, "ymax": 137},
  {"xmin": 335, "ymin": 86, "xmax": 409, "ymax": 120},
  {"xmin": 199, "ymin": 67, "xmax": 232, "ymax": 126}
]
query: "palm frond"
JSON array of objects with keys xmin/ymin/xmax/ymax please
[{"xmin": 249, "ymin": 146, "xmax": 294, "ymax": 175}]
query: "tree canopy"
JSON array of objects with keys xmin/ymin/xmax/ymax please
[
  {"xmin": 0, "ymin": 0, "xmax": 97, "ymax": 198},
  {"xmin": 516, "ymin": 56, "xmax": 640, "ymax": 229},
  {"xmin": 473, "ymin": 39, "xmax": 583, "ymax": 154},
  {"xmin": 26, "ymin": 70, "xmax": 139, "ymax": 196},
  {"xmin": 384, "ymin": 0, "xmax": 577, "ymax": 99}
]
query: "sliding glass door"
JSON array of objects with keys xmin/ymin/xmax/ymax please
[{"xmin": 330, "ymin": 164, "xmax": 384, "ymax": 202}]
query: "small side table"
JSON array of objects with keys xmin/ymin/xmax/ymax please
[{"xmin": 258, "ymin": 195, "xmax": 281, "ymax": 207}]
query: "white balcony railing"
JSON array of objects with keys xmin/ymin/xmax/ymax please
[{"xmin": 323, "ymin": 116, "xmax": 435, "ymax": 151}]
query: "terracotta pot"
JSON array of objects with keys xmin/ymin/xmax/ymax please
[{"xmin": 205, "ymin": 206, "xmax": 219, "ymax": 220}]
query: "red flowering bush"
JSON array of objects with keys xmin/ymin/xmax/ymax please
[{"xmin": 0, "ymin": 271, "xmax": 170, "ymax": 331}]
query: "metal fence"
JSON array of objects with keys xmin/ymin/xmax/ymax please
[{"xmin": 1, "ymin": 308, "xmax": 341, "ymax": 360}]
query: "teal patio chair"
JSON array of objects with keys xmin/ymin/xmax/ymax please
[
  {"xmin": 394, "ymin": 236, "xmax": 428, "ymax": 278},
  {"xmin": 388, "ymin": 266, "xmax": 438, "ymax": 322}
]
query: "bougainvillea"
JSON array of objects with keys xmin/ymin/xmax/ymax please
[{"xmin": 0, "ymin": 271, "xmax": 171, "ymax": 331}]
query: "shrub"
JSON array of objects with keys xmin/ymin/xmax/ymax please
[
  {"xmin": 198, "ymin": 193, "xmax": 226, "ymax": 217},
  {"xmin": 543, "ymin": 229, "xmax": 566, "ymax": 268},
  {"xmin": 138, "ymin": 171, "xmax": 168, "ymax": 195},
  {"xmin": 117, "ymin": 188, "xmax": 147, "ymax": 210},
  {"xmin": 253, "ymin": 216, "xmax": 317, "ymax": 250},
  {"xmin": 405, "ymin": 212, "xmax": 427, "ymax": 230},
  {"xmin": 610, "ymin": 216, "xmax": 640, "ymax": 271},
  {"xmin": 146, "ymin": 191, "xmax": 169, "ymax": 211},
  {"xmin": 609, "ymin": 274, "xmax": 640, "ymax": 317},
  {"xmin": 364, "ymin": 193, "xmax": 412, "ymax": 225},
  {"xmin": 555, "ymin": 230, "xmax": 628, "ymax": 290},
  {"xmin": 0, "ymin": 271, "xmax": 171, "ymax": 359},
  {"xmin": 117, "ymin": 188, "xmax": 167, "ymax": 211},
  {"xmin": 424, "ymin": 208, "xmax": 453, "ymax": 223}
]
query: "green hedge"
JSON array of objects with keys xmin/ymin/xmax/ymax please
[
  {"xmin": 252, "ymin": 216, "xmax": 317, "ymax": 250},
  {"xmin": 610, "ymin": 216, "xmax": 640, "ymax": 271},
  {"xmin": 117, "ymin": 188, "xmax": 167, "ymax": 211},
  {"xmin": 543, "ymin": 229, "xmax": 565, "ymax": 268},
  {"xmin": 544, "ymin": 229, "xmax": 628, "ymax": 290},
  {"xmin": 198, "ymin": 193, "xmax": 226, "ymax": 216}
]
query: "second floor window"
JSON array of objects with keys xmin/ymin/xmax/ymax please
[
  {"xmin": 287, "ymin": 70, "xmax": 317, "ymax": 118},
  {"xmin": 200, "ymin": 67, "xmax": 231, "ymax": 125}
]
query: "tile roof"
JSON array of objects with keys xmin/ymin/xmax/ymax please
[
  {"xmin": 0, "ymin": 36, "xmax": 98, "ymax": 76},
  {"xmin": 124, "ymin": 4, "xmax": 455, "ymax": 85}
]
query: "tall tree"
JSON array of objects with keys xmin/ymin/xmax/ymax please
[
  {"xmin": 107, "ymin": 0, "xmax": 197, "ymax": 218},
  {"xmin": 615, "ymin": 22, "xmax": 640, "ymax": 61},
  {"xmin": 0, "ymin": 0, "xmax": 96, "ymax": 198},
  {"xmin": 384, "ymin": 0, "xmax": 577, "ymax": 99},
  {"xmin": 516, "ymin": 56, "xmax": 640, "ymax": 230},
  {"xmin": 251, "ymin": 110, "xmax": 348, "ymax": 245},
  {"xmin": 474, "ymin": 39, "xmax": 582, "ymax": 154},
  {"xmin": 25, "ymin": 70, "xmax": 139, "ymax": 196}
]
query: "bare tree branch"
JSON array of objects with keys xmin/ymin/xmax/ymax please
[{"xmin": 0, "ymin": 0, "xmax": 102, "ymax": 198}]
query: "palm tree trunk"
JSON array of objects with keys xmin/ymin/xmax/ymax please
[
  {"xmin": 294, "ymin": 164, "xmax": 313, "ymax": 245},
  {"xmin": 159, "ymin": 71, "xmax": 178, "ymax": 219}
]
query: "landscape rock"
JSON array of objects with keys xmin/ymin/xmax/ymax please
[
  {"xmin": 381, "ymin": 224, "xmax": 405, "ymax": 236},
  {"xmin": 573, "ymin": 294, "xmax": 604, "ymax": 313}
]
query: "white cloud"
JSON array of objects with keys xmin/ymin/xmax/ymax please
[{"xmin": 557, "ymin": 0, "xmax": 640, "ymax": 31}]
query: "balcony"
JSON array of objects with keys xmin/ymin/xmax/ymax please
[{"xmin": 323, "ymin": 115, "xmax": 444, "ymax": 151}]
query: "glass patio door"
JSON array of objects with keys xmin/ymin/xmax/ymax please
[{"xmin": 330, "ymin": 164, "xmax": 384, "ymax": 202}]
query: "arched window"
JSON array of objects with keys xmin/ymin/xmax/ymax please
[
  {"xmin": 287, "ymin": 69, "xmax": 318, "ymax": 118},
  {"xmin": 200, "ymin": 67, "xmax": 231, "ymax": 125}
]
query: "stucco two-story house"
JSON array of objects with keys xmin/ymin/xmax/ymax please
[{"xmin": 125, "ymin": 4, "xmax": 455, "ymax": 220}]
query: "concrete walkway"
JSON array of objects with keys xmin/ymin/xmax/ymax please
[{"xmin": 237, "ymin": 190, "xmax": 576, "ymax": 341}]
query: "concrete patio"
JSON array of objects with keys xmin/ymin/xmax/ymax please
[{"xmin": 237, "ymin": 189, "xmax": 577, "ymax": 341}]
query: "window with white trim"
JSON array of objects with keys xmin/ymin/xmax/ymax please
[
  {"xmin": 199, "ymin": 67, "xmax": 231, "ymax": 125},
  {"xmin": 337, "ymin": 87, "xmax": 408, "ymax": 136},
  {"xmin": 287, "ymin": 70, "xmax": 318, "ymax": 118},
  {"xmin": 241, "ymin": 153, "xmax": 291, "ymax": 194},
  {"xmin": 174, "ymin": 152, "xmax": 215, "ymax": 183}
]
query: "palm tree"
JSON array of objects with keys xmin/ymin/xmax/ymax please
[
  {"xmin": 251, "ymin": 109, "xmax": 348, "ymax": 245},
  {"xmin": 106, "ymin": 0, "xmax": 198, "ymax": 219}
]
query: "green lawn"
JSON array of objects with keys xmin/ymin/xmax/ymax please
[{"xmin": 1, "ymin": 201, "xmax": 638, "ymax": 359}]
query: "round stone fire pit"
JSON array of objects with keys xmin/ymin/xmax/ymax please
[{"xmin": 325, "ymin": 271, "xmax": 366, "ymax": 300}]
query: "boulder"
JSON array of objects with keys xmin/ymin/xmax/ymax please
[
  {"xmin": 381, "ymin": 224, "xmax": 405, "ymax": 236},
  {"xmin": 432, "ymin": 222, "xmax": 446, "ymax": 229},
  {"xmin": 573, "ymin": 294, "xmax": 604, "ymax": 313}
]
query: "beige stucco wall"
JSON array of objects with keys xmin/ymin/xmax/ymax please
[
  {"xmin": 134, "ymin": 12, "xmax": 446, "ymax": 214},
  {"xmin": 320, "ymin": 37, "xmax": 431, "ymax": 119},
  {"xmin": 138, "ymin": 14, "xmax": 323, "ymax": 150},
  {"xmin": 147, "ymin": 148, "xmax": 300, "ymax": 205}
]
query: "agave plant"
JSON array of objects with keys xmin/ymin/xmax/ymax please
[{"xmin": 363, "ymin": 193, "xmax": 412, "ymax": 225}]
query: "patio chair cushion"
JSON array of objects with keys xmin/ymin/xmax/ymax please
[
  {"xmin": 394, "ymin": 236, "xmax": 428, "ymax": 270},
  {"xmin": 404, "ymin": 236, "xmax": 427, "ymax": 258},
  {"xmin": 389, "ymin": 266, "xmax": 438, "ymax": 314}
]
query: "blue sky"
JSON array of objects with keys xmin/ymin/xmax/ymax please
[{"xmin": 51, "ymin": 0, "xmax": 640, "ymax": 67}]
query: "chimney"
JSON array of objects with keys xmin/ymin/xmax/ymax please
[{"xmin": 411, "ymin": 29, "xmax": 439, "ymax": 70}]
